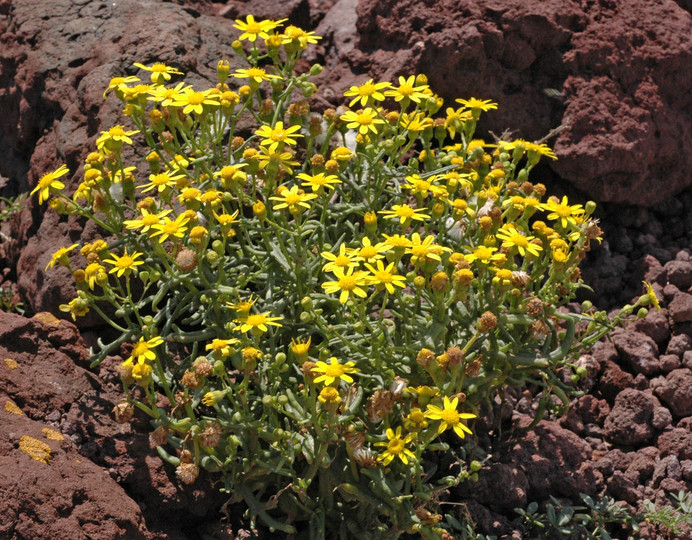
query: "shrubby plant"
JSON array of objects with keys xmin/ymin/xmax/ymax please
[{"xmin": 35, "ymin": 15, "xmax": 659, "ymax": 539}]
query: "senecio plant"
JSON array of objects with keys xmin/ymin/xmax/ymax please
[{"xmin": 35, "ymin": 15, "xmax": 658, "ymax": 539}]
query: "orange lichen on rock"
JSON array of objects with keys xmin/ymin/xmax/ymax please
[
  {"xmin": 4, "ymin": 401, "xmax": 23, "ymax": 415},
  {"xmin": 19, "ymin": 435, "xmax": 52, "ymax": 463},
  {"xmin": 33, "ymin": 312, "xmax": 62, "ymax": 326},
  {"xmin": 42, "ymin": 428, "xmax": 65, "ymax": 441},
  {"xmin": 4, "ymin": 358, "xmax": 18, "ymax": 369}
]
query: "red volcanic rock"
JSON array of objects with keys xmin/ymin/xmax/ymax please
[
  {"xmin": 319, "ymin": 0, "xmax": 692, "ymax": 206},
  {"xmin": 603, "ymin": 389, "xmax": 660, "ymax": 445},
  {"xmin": 650, "ymin": 368, "xmax": 692, "ymax": 418},
  {"xmin": 611, "ymin": 329, "xmax": 660, "ymax": 376}
]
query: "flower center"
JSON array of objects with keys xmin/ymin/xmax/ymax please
[
  {"xmin": 246, "ymin": 314, "xmax": 267, "ymax": 326},
  {"xmin": 441, "ymin": 409, "xmax": 460, "ymax": 425},
  {"xmin": 285, "ymin": 193, "xmax": 302, "ymax": 205},
  {"xmin": 388, "ymin": 439, "xmax": 405, "ymax": 453},
  {"xmin": 511, "ymin": 233, "xmax": 528, "ymax": 247},
  {"xmin": 132, "ymin": 342, "xmax": 149, "ymax": 357},
  {"xmin": 356, "ymin": 113, "xmax": 373, "ymax": 125},
  {"xmin": 324, "ymin": 364, "xmax": 345, "ymax": 377},
  {"xmin": 334, "ymin": 255, "xmax": 351, "ymax": 267},
  {"xmin": 395, "ymin": 206, "xmax": 414, "ymax": 218},
  {"xmin": 187, "ymin": 92, "xmax": 206, "ymax": 105},
  {"xmin": 246, "ymin": 68, "xmax": 265, "ymax": 78},
  {"xmin": 375, "ymin": 271, "xmax": 392, "ymax": 283},
  {"xmin": 339, "ymin": 276, "xmax": 357, "ymax": 291},
  {"xmin": 399, "ymin": 84, "xmax": 414, "ymax": 96}
]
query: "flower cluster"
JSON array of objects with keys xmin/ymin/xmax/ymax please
[{"xmin": 37, "ymin": 15, "xmax": 656, "ymax": 539}]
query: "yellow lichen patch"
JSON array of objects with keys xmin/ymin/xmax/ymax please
[
  {"xmin": 33, "ymin": 312, "xmax": 62, "ymax": 326},
  {"xmin": 19, "ymin": 435, "xmax": 52, "ymax": 464},
  {"xmin": 42, "ymin": 428, "xmax": 65, "ymax": 441},
  {"xmin": 4, "ymin": 401, "xmax": 23, "ymax": 415},
  {"xmin": 4, "ymin": 358, "xmax": 18, "ymax": 369}
]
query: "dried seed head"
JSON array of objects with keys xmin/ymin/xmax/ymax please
[
  {"xmin": 176, "ymin": 462, "xmax": 199, "ymax": 484},
  {"xmin": 345, "ymin": 431, "xmax": 365, "ymax": 451},
  {"xmin": 200, "ymin": 422, "xmax": 223, "ymax": 448},
  {"xmin": 389, "ymin": 376, "xmax": 408, "ymax": 398},
  {"xmin": 512, "ymin": 271, "xmax": 531, "ymax": 288},
  {"xmin": 193, "ymin": 358, "xmax": 214, "ymax": 378},
  {"xmin": 465, "ymin": 357, "xmax": 482, "ymax": 377},
  {"xmin": 179, "ymin": 449, "xmax": 194, "ymax": 464},
  {"xmin": 478, "ymin": 311, "xmax": 498, "ymax": 333},
  {"xmin": 176, "ymin": 249, "xmax": 198, "ymax": 272},
  {"xmin": 181, "ymin": 369, "xmax": 202, "ymax": 389},
  {"xmin": 150, "ymin": 426, "xmax": 168, "ymax": 446},
  {"xmin": 112, "ymin": 401, "xmax": 134, "ymax": 424},
  {"xmin": 301, "ymin": 361, "xmax": 318, "ymax": 382},
  {"xmin": 530, "ymin": 320, "xmax": 549, "ymax": 340},
  {"xmin": 366, "ymin": 389, "xmax": 395, "ymax": 423},
  {"xmin": 526, "ymin": 296, "xmax": 544, "ymax": 316},
  {"xmin": 446, "ymin": 346, "xmax": 464, "ymax": 367},
  {"xmin": 352, "ymin": 446, "xmax": 377, "ymax": 468}
]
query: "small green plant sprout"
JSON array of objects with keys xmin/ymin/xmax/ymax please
[
  {"xmin": 36, "ymin": 14, "xmax": 658, "ymax": 539},
  {"xmin": 642, "ymin": 490, "xmax": 692, "ymax": 538}
]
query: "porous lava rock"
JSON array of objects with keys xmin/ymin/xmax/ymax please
[{"xmin": 603, "ymin": 389, "xmax": 661, "ymax": 445}]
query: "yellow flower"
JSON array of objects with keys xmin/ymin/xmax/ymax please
[
  {"xmin": 133, "ymin": 62, "xmax": 184, "ymax": 84},
  {"xmin": 541, "ymin": 196, "xmax": 585, "ymax": 228},
  {"xmin": 400, "ymin": 111, "xmax": 433, "ymax": 133},
  {"xmin": 147, "ymin": 81, "xmax": 190, "ymax": 106},
  {"xmin": 321, "ymin": 266, "xmax": 369, "ymax": 304},
  {"xmin": 233, "ymin": 67, "xmax": 281, "ymax": 84},
  {"xmin": 205, "ymin": 338, "xmax": 241, "ymax": 357},
  {"xmin": 321, "ymin": 243, "xmax": 361, "ymax": 273},
  {"xmin": 233, "ymin": 15, "xmax": 285, "ymax": 42},
  {"xmin": 290, "ymin": 337, "xmax": 311, "ymax": 362},
  {"xmin": 401, "ymin": 173, "xmax": 447, "ymax": 198},
  {"xmin": 311, "ymin": 356, "xmax": 359, "ymax": 386},
  {"xmin": 318, "ymin": 387, "xmax": 342, "ymax": 409},
  {"xmin": 424, "ymin": 396, "xmax": 476, "ymax": 439},
  {"xmin": 374, "ymin": 426, "xmax": 416, "ymax": 466},
  {"xmin": 150, "ymin": 214, "xmax": 190, "ymax": 243},
  {"xmin": 123, "ymin": 209, "xmax": 171, "ymax": 233},
  {"xmin": 32, "ymin": 164, "xmax": 69, "ymax": 204},
  {"xmin": 202, "ymin": 390, "xmax": 226, "ymax": 407},
  {"xmin": 257, "ymin": 147, "xmax": 300, "ymax": 174},
  {"xmin": 642, "ymin": 281, "xmax": 661, "ymax": 311},
  {"xmin": 281, "ymin": 25, "xmax": 321, "ymax": 49},
  {"xmin": 403, "ymin": 408, "xmax": 428, "ymax": 432},
  {"xmin": 59, "ymin": 294, "xmax": 90, "ymax": 321},
  {"xmin": 234, "ymin": 312, "xmax": 284, "ymax": 334},
  {"xmin": 496, "ymin": 226, "xmax": 541, "ymax": 257},
  {"xmin": 84, "ymin": 262, "xmax": 107, "ymax": 290},
  {"xmin": 343, "ymin": 79, "xmax": 391, "ymax": 108},
  {"xmin": 227, "ymin": 296, "xmax": 257, "ymax": 320},
  {"xmin": 269, "ymin": 185, "xmax": 317, "ymax": 213},
  {"xmin": 384, "ymin": 75, "xmax": 429, "ymax": 103},
  {"xmin": 171, "ymin": 88, "xmax": 219, "ymax": 115},
  {"xmin": 364, "ymin": 260, "xmax": 406, "ymax": 294},
  {"xmin": 125, "ymin": 336, "xmax": 164, "ymax": 366},
  {"xmin": 378, "ymin": 204, "xmax": 430, "ymax": 225},
  {"xmin": 353, "ymin": 237, "xmax": 388, "ymax": 263},
  {"xmin": 381, "ymin": 233, "xmax": 413, "ymax": 250},
  {"xmin": 455, "ymin": 97, "xmax": 498, "ymax": 112},
  {"xmin": 103, "ymin": 75, "xmax": 141, "ymax": 98},
  {"xmin": 103, "ymin": 250, "xmax": 145, "ymax": 277},
  {"xmin": 96, "ymin": 125, "xmax": 139, "ymax": 152},
  {"xmin": 406, "ymin": 233, "xmax": 451, "ymax": 265},
  {"xmin": 331, "ymin": 147, "xmax": 354, "ymax": 162},
  {"xmin": 464, "ymin": 245, "xmax": 504, "ymax": 265},
  {"xmin": 340, "ymin": 108, "xmax": 385, "ymax": 135},
  {"xmin": 297, "ymin": 172, "xmax": 342, "ymax": 193},
  {"xmin": 256, "ymin": 121, "xmax": 303, "ymax": 153},
  {"xmin": 139, "ymin": 171, "xmax": 187, "ymax": 193},
  {"xmin": 45, "ymin": 243, "xmax": 78, "ymax": 271}
]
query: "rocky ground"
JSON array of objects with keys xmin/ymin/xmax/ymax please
[{"xmin": 1, "ymin": 0, "xmax": 692, "ymax": 538}]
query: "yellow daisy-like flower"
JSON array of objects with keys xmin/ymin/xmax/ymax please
[
  {"xmin": 374, "ymin": 426, "xmax": 416, "ymax": 466},
  {"xmin": 321, "ymin": 243, "xmax": 361, "ymax": 273},
  {"xmin": 290, "ymin": 336, "xmax": 311, "ymax": 362},
  {"xmin": 343, "ymin": 79, "xmax": 391, "ymax": 108},
  {"xmin": 281, "ymin": 25, "xmax": 321, "ymax": 49},
  {"xmin": 149, "ymin": 214, "xmax": 190, "ymax": 243},
  {"xmin": 455, "ymin": 97, "xmax": 498, "ymax": 112},
  {"xmin": 400, "ymin": 111, "xmax": 433, "ymax": 133},
  {"xmin": 353, "ymin": 237, "xmax": 388, "ymax": 263},
  {"xmin": 381, "ymin": 233, "xmax": 413, "ymax": 250},
  {"xmin": 424, "ymin": 396, "xmax": 476, "ymax": 439},
  {"xmin": 138, "ymin": 171, "xmax": 186, "ymax": 194},
  {"xmin": 401, "ymin": 173, "xmax": 447, "ymax": 199},
  {"xmin": 269, "ymin": 185, "xmax": 317, "ymax": 213},
  {"xmin": 403, "ymin": 408, "xmax": 429, "ymax": 432},
  {"xmin": 297, "ymin": 172, "xmax": 342, "ymax": 193},
  {"xmin": 147, "ymin": 81, "xmax": 190, "ymax": 106},
  {"xmin": 45, "ymin": 243, "xmax": 79, "ymax": 271},
  {"xmin": 378, "ymin": 204, "xmax": 430, "ymax": 225},
  {"xmin": 364, "ymin": 260, "xmax": 406, "ymax": 294},
  {"xmin": 59, "ymin": 294, "xmax": 90, "ymax": 321},
  {"xmin": 541, "ymin": 195, "xmax": 585, "ymax": 229},
  {"xmin": 31, "ymin": 164, "xmax": 69, "ymax": 204},
  {"xmin": 256, "ymin": 121, "xmax": 303, "ymax": 152},
  {"xmin": 103, "ymin": 75, "xmax": 141, "ymax": 98},
  {"xmin": 496, "ymin": 226, "xmax": 542, "ymax": 257},
  {"xmin": 227, "ymin": 295, "xmax": 257, "ymax": 320},
  {"xmin": 84, "ymin": 262, "xmax": 107, "ymax": 290},
  {"xmin": 133, "ymin": 62, "xmax": 184, "ymax": 84},
  {"xmin": 103, "ymin": 250, "xmax": 145, "ymax": 277},
  {"xmin": 642, "ymin": 281, "xmax": 661, "ymax": 312},
  {"xmin": 464, "ymin": 245, "xmax": 504, "ymax": 266},
  {"xmin": 406, "ymin": 233, "xmax": 451, "ymax": 265},
  {"xmin": 234, "ymin": 312, "xmax": 284, "ymax": 335},
  {"xmin": 96, "ymin": 125, "xmax": 139, "ymax": 152},
  {"xmin": 124, "ymin": 336, "xmax": 164, "ymax": 366},
  {"xmin": 384, "ymin": 75, "xmax": 429, "ymax": 104},
  {"xmin": 321, "ymin": 266, "xmax": 369, "ymax": 304},
  {"xmin": 311, "ymin": 356, "xmax": 359, "ymax": 386},
  {"xmin": 233, "ymin": 15, "xmax": 285, "ymax": 42},
  {"xmin": 257, "ymin": 147, "xmax": 300, "ymax": 174},
  {"xmin": 123, "ymin": 209, "xmax": 171, "ymax": 233},
  {"xmin": 205, "ymin": 338, "xmax": 241, "ymax": 357},
  {"xmin": 340, "ymin": 108, "xmax": 385, "ymax": 135},
  {"xmin": 233, "ymin": 67, "xmax": 282, "ymax": 84},
  {"xmin": 170, "ymin": 88, "xmax": 220, "ymax": 115}
]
